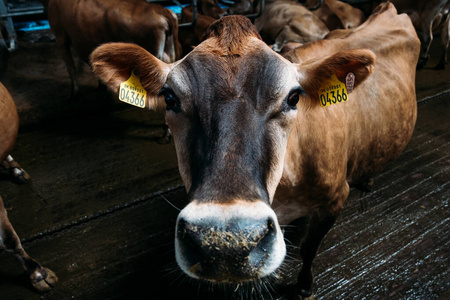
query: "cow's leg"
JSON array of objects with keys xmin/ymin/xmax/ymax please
[
  {"xmin": 294, "ymin": 212, "xmax": 337, "ymax": 299},
  {"xmin": 164, "ymin": 10, "xmax": 178, "ymax": 63},
  {"xmin": 417, "ymin": 5, "xmax": 442, "ymax": 70},
  {"xmin": 56, "ymin": 35, "xmax": 79, "ymax": 98},
  {"xmin": 417, "ymin": 22, "xmax": 433, "ymax": 69},
  {"xmin": 2, "ymin": 155, "xmax": 30, "ymax": 184},
  {"xmin": 153, "ymin": 29, "xmax": 167, "ymax": 63},
  {"xmin": 164, "ymin": 31, "xmax": 176, "ymax": 63},
  {"xmin": 0, "ymin": 196, "xmax": 57, "ymax": 292},
  {"xmin": 435, "ymin": 14, "xmax": 450, "ymax": 70},
  {"xmin": 294, "ymin": 185, "xmax": 349, "ymax": 299}
]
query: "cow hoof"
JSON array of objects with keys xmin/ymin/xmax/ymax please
[
  {"xmin": 31, "ymin": 267, "xmax": 58, "ymax": 292},
  {"xmin": 416, "ymin": 56, "xmax": 428, "ymax": 69},
  {"xmin": 11, "ymin": 167, "xmax": 30, "ymax": 184}
]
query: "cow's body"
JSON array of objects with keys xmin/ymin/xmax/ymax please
[
  {"xmin": 276, "ymin": 2, "xmax": 419, "ymax": 225},
  {"xmin": 0, "ymin": 82, "xmax": 57, "ymax": 292},
  {"xmin": 179, "ymin": 0, "xmax": 219, "ymax": 57},
  {"xmin": 305, "ymin": 0, "xmax": 366, "ymax": 30},
  {"xmin": 90, "ymin": 3, "xmax": 419, "ymax": 298},
  {"xmin": 40, "ymin": 0, "xmax": 181, "ymax": 97},
  {"xmin": 254, "ymin": 0, "xmax": 330, "ymax": 52},
  {"xmin": 194, "ymin": 0, "xmax": 226, "ymax": 19}
]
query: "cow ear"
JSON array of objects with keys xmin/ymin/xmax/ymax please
[
  {"xmin": 298, "ymin": 49, "xmax": 375, "ymax": 108},
  {"xmin": 90, "ymin": 42, "xmax": 171, "ymax": 111}
]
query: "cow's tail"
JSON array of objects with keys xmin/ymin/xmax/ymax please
[{"xmin": 164, "ymin": 9, "xmax": 182, "ymax": 62}]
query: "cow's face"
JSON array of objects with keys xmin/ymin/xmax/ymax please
[
  {"xmin": 91, "ymin": 16, "xmax": 374, "ymax": 286},
  {"xmin": 199, "ymin": 0, "xmax": 226, "ymax": 19},
  {"xmin": 165, "ymin": 33, "xmax": 300, "ymax": 284}
]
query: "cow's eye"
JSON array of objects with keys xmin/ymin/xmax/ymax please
[
  {"xmin": 286, "ymin": 88, "xmax": 303, "ymax": 108},
  {"xmin": 162, "ymin": 89, "xmax": 179, "ymax": 110}
]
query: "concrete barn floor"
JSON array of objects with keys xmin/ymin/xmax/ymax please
[{"xmin": 0, "ymin": 29, "xmax": 449, "ymax": 300}]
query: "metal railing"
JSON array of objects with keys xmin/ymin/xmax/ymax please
[{"xmin": 0, "ymin": 0, "xmax": 45, "ymax": 50}]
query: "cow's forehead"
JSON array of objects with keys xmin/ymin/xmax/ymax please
[{"xmin": 168, "ymin": 37, "xmax": 299, "ymax": 105}]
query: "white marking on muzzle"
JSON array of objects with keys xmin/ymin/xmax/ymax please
[{"xmin": 175, "ymin": 199, "xmax": 286, "ymax": 281}]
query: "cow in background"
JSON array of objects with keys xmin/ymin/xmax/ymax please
[
  {"xmin": 193, "ymin": 0, "xmax": 226, "ymax": 19},
  {"xmin": 90, "ymin": 3, "xmax": 419, "ymax": 298},
  {"xmin": 351, "ymin": 0, "xmax": 450, "ymax": 69},
  {"xmin": 226, "ymin": 0, "xmax": 258, "ymax": 15},
  {"xmin": 389, "ymin": 0, "xmax": 450, "ymax": 69},
  {"xmin": 40, "ymin": 0, "xmax": 182, "ymax": 98},
  {"xmin": 255, "ymin": 0, "xmax": 330, "ymax": 52},
  {"xmin": 0, "ymin": 82, "xmax": 58, "ymax": 292},
  {"xmin": 179, "ymin": 0, "xmax": 222, "ymax": 56},
  {"xmin": 305, "ymin": 0, "xmax": 366, "ymax": 30}
]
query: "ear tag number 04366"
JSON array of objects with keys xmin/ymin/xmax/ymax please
[
  {"xmin": 119, "ymin": 70, "xmax": 147, "ymax": 108},
  {"xmin": 318, "ymin": 73, "xmax": 349, "ymax": 107}
]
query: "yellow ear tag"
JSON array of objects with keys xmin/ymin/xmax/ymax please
[
  {"xmin": 318, "ymin": 73, "xmax": 348, "ymax": 107},
  {"xmin": 119, "ymin": 70, "xmax": 147, "ymax": 108}
]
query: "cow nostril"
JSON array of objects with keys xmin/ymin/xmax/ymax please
[
  {"xmin": 249, "ymin": 218, "xmax": 277, "ymax": 262},
  {"xmin": 177, "ymin": 219, "xmax": 206, "ymax": 269},
  {"xmin": 176, "ymin": 214, "xmax": 284, "ymax": 281},
  {"xmin": 262, "ymin": 217, "xmax": 277, "ymax": 246}
]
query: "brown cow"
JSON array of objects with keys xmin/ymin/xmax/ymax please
[
  {"xmin": 255, "ymin": 0, "xmax": 330, "ymax": 52},
  {"xmin": 179, "ymin": 0, "xmax": 219, "ymax": 57},
  {"xmin": 40, "ymin": 0, "xmax": 182, "ymax": 98},
  {"xmin": 90, "ymin": 3, "xmax": 419, "ymax": 299},
  {"xmin": 226, "ymin": 0, "xmax": 258, "ymax": 15},
  {"xmin": 305, "ymin": 0, "xmax": 366, "ymax": 30},
  {"xmin": 0, "ymin": 82, "xmax": 58, "ymax": 292}
]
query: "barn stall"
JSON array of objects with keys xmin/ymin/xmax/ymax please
[{"xmin": 0, "ymin": 0, "xmax": 449, "ymax": 299}]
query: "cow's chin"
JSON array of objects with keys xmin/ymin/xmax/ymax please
[{"xmin": 174, "ymin": 200, "xmax": 287, "ymax": 285}]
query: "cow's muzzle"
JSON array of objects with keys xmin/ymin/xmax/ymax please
[{"xmin": 175, "ymin": 200, "xmax": 286, "ymax": 283}]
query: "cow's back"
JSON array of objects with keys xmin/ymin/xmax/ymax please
[
  {"xmin": 278, "ymin": 3, "xmax": 420, "ymax": 215},
  {"xmin": 0, "ymin": 82, "xmax": 19, "ymax": 161},
  {"xmin": 47, "ymin": 0, "xmax": 174, "ymax": 62}
]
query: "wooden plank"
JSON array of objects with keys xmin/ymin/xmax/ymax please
[
  {"xmin": 0, "ymin": 108, "xmax": 181, "ymax": 240},
  {"xmin": 315, "ymin": 177, "xmax": 450, "ymax": 299},
  {"xmin": 0, "ymin": 36, "xmax": 183, "ymax": 239}
]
